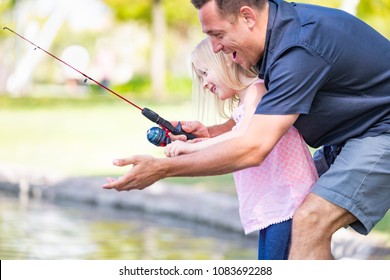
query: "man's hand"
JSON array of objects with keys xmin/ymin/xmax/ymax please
[
  {"xmin": 102, "ymin": 155, "xmax": 165, "ymax": 191},
  {"xmin": 169, "ymin": 121, "xmax": 210, "ymax": 141}
]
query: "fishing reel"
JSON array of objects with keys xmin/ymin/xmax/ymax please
[
  {"xmin": 142, "ymin": 108, "xmax": 195, "ymax": 147},
  {"xmin": 146, "ymin": 121, "xmax": 187, "ymax": 147},
  {"xmin": 147, "ymin": 126, "xmax": 171, "ymax": 147}
]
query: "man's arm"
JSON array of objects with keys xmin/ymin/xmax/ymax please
[{"xmin": 102, "ymin": 114, "xmax": 298, "ymax": 191}]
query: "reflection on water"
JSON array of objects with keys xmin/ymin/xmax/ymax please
[{"xmin": 0, "ymin": 191, "xmax": 257, "ymax": 260}]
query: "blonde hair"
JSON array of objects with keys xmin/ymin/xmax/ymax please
[{"xmin": 191, "ymin": 37, "xmax": 258, "ymax": 123}]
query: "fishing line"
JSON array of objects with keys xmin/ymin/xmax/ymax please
[
  {"xmin": 83, "ymin": 79, "xmax": 115, "ymax": 101},
  {"xmin": 84, "ymin": 81, "xmax": 101, "ymax": 99},
  {"xmin": 3, "ymin": 26, "xmax": 195, "ymax": 146}
]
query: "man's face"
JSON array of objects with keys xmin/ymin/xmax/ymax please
[{"xmin": 199, "ymin": 0, "xmax": 263, "ymax": 70}]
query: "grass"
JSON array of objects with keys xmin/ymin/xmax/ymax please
[
  {"xmin": 0, "ymin": 94, "xmax": 191, "ymax": 176},
  {"xmin": 1, "ymin": 94, "xmax": 389, "ymax": 238},
  {"xmin": 0, "ymin": 93, "xmax": 235, "ymax": 190}
]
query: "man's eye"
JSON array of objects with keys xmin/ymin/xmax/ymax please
[{"xmin": 212, "ymin": 32, "xmax": 223, "ymax": 39}]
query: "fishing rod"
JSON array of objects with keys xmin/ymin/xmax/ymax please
[{"xmin": 3, "ymin": 26, "xmax": 195, "ymax": 146}]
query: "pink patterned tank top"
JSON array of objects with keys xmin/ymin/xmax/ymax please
[{"xmin": 232, "ymin": 104, "xmax": 318, "ymax": 234}]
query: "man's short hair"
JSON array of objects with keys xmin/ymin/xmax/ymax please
[{"xmin": 191, "ymin": 0, "xmax": 266, "ymax": 18}]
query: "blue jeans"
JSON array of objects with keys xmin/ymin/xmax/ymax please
[{"xmin": 258, "ymin": 219, "xmax": 292, "ymax": 260}]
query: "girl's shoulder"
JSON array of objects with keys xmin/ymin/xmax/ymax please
[
  {"xmin": 252, "ymin": 79, "xmax": 265, "ymax": 86},
  {"xmin": 242, "ymin": 79, "xmax": 266, "ymax": 106},
  {"xmin": 246, "ymin": 79, "xmax": 266, "ymax": 95}
]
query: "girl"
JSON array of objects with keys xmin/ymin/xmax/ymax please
[{"xmin": 165, "ymin": 38, "xmax": 318, "ymax": 260}]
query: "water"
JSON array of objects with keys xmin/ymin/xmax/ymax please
[{"xmin": 0, "ymin": 191, "xmax": 257, "ymax": 260}]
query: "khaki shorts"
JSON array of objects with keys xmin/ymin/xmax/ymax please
[{"xmin": 312, "ymin": 130, "xmax": 390, "ymax": 235}]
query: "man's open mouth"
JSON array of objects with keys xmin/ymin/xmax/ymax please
[{"xmin": 233, "ymin": 51, "xmax": 237, "ymax": 60}]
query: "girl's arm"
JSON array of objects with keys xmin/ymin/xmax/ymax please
[
  {"xmin": 168, "ymin": 118, "xmax": 236, "ymax": 142},
  {"xmin": 206, "ymin": 118, "xmax": 236, "ymax": 137},
  {"xmin": 165, "ymin": 82, "xmax": 266, "ymax": 157}
]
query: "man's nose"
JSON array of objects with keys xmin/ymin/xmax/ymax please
[{"xmin": 210, "ymin": 39, "xmax": 223, "ymax": 53}]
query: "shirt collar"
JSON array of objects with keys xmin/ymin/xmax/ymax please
[{"xmin": 257, "ymin": 0, "xmax": 278, "ymax": 79}]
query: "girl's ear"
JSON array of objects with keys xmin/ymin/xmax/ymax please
[{"xmin": 240, "ymin": 6, "xmax": 256, "ymax": 28}]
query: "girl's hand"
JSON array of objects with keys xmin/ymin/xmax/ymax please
[{"xmin": 165, "ymin": 140, "xmax": 199, "ymax": 157}]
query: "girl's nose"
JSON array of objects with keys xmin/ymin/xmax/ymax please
[{"xmin": 202, "ymin": 80, "xmax": 208, "ymax": 89}]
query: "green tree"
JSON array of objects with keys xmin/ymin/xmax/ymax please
[
  {"xmin": 0, "ymin": 0, "xmax": 16, "ymax": 14},
  {"xmin": 305, "ymin": 0, "xmax": 390, "ymax": 38},
  {"xmin": 357, "ymin": 0, "xmax": 390, "ymax": 38},
  {"xmin": 103, "ymin": 0, "xmax": 199, "ymax": 29},
  {"xmin": 103, "ymin": 0, "xmax": 199, "ymax": 99},
  {"xmin": 0, "ymin": 0, "xmax": 17, "ymax": 35}
]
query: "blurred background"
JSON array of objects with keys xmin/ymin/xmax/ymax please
[
  {"xmin": 0, "ymin": 0, "xmax": 389, "ymax": 260},
  {"xmin": 0, "ymin": 0, "xmax": 207, "ymax": 176}
]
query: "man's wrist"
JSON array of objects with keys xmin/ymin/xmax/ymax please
[{"xmin": 159, "ymin": 156, "xmax": 176, "ymax": 178}]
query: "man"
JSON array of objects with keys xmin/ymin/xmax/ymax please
[{"xmin": 103, "ymin": 0, "xmax": 390, "ymax": 259}]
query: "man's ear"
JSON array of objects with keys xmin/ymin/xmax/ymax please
[{"xmin": 240, "ymin": 6, "xmax": 256, "ymax": 28}]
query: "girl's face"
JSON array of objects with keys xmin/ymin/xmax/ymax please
[{"xmin": 200, "ymin": 68, "xmax": 236, "ymax": 101}]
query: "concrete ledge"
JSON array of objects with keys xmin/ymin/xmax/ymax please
[{"xmin": 0, "ymin": 162, "xmax": 389, "ymax": 259}]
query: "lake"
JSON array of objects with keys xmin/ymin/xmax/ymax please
[{"xmin": 0, "ymin": 190, "xmax": 258, "ymax": 260}]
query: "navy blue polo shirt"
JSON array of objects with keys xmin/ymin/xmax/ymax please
[{"xmin": 255, "ymin": 0, "xmax": 390, "ymax": 147}]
